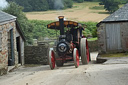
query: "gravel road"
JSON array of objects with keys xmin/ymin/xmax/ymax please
[{"xmin": 0, "ymin": 52, "xmax": 128, "ymax": 85}]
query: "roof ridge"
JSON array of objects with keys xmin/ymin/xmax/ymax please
[
  {"xmin": 0, "ymin": 11, "xmax": 16, "ymax": 23},
  {"xmin": 0, "ymin": 11, "xmax": 16, "ymax": 18},
  {"xmin": 102, "ymin": 3, "xmax": 128, "ymax": 22}
]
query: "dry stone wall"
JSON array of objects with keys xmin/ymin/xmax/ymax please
[
  {"xmin": 25, "ymin": 46, "xmax": 48, "ymax": 65},
  {"xmin": 24, "ymin": 40, "xmax": 98, "ymax": 65},
  {"xmin": 88, "ymin": 40, "xmax": 98, "ymax": 52}
]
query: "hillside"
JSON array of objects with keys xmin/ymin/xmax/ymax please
[{"xmin": 26, "ymin": 2, "xmax": 110, "ymax": 22}]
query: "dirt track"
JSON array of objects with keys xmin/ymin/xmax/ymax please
[{"xmin": 1, "ymin": 52, "xmax": 128, "ymax": 85}]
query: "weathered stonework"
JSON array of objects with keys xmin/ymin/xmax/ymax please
[
  {"xmin": 97, "ymin": 23, "xmax": 107, "ymax": 53},
  {"xmin": 0, "ymin": 21, "xmax": 18, "ymax": 75},
  {"xmin": 24, "ymin": 41, "xmax": 98, "ymax": 65},
  {"xmin": 0, "ymin": 11, "xmax": 25, "ymax": 76},
  {"xmin": 25, "ymin": 46, "xmax": 48, "ymax": 65},
  {"xmin": 88, "ymin": 40, "xmax": 98, "ymax": 52}
]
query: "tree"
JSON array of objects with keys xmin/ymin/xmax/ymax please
[
  {"xmin": 6, "ymin": 0, "xmax": 73, "ymax": 12},
  {"xmin": 64, "ymin": 0, "xmax": 73, "ymax": 8},
  {"xmin": 3, "ymin": 2, "xmax": 34, "ymax": 44},
  {"xmin": 73, "ymin": 0, "xmax": 84, "ymax": 3},
  {"xmin": 100, "ymin": 0, "xmax": 120, "ymax": 13}
]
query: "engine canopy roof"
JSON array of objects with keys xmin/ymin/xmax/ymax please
[{"xmin": 47, "ymin": 21, "xmax": 79, "ymax": 30}]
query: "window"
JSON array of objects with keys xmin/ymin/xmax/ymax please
[{"xmin": 0, "ymin": 32, "xmax": 2, "ymax": 51}]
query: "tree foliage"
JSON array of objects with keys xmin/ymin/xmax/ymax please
[
  {"xmin": 73, "ymin": 0, "xmax": 84, "ymax": 3},
  {"xmin": 6, "ymin": 0, "xmax": 73, "ymax": 12},
  {"xmin": 29, "ymin": 20, "xmax": 60, "ymax": 40},
  {"xmin": 3, "ymin": 2, "xmax": 34, "ymax": 44},
  {"xmin": 30, "ymin": 20, "xmax": 98, "ymax": 40},
  {"xmin": 64, "ymin": 0, "xmax": 73, "ymax": 8},
  {"xmin": 73, "ymin": 0, "xmax": 101, "ymax": 3},
  {"xmin": 100, "ymin": 0, "xmax": 120, "ymax": 13}
]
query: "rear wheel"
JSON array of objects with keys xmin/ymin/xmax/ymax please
[
  {"xmin": 48, "ymin": 49, "xmax": 55, "ymax": 70},
  {"xmin": 73, "ymin": 48, "xmax": 79, "ymax": 68},
  {"xmin": 80, "ymin": 38, "xmax": 90, "ymax": 64}
]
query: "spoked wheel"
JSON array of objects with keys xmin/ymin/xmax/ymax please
[
  {"xmin": 80, "ymin": 38, "xmax": 90, "ymax": 64},
  {"xmin": 48, "ymin": 49, "xmax": 55, "ymax": 70},
  {"xmin": 73, "ymin": 48, "xmax": 79, "ymax": 68}
]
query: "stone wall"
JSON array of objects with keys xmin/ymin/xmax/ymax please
[
  {"xmin": 24, "ymin": 46, "xmax": 48, "ymax": 65},
  {"xmin": 88, "ymin": 40, "xmax": 98, "ymax": 52},
  {"xmin": 0, "ymin": 21, "xmax": 17, "ymax": 75},
  {"xmin": 24, "ymin": 41, "xmax": 98, "ymax": 65},
  {"xmin": 97, "ymin": 23, "xmax": 106, "ymax": 54}
]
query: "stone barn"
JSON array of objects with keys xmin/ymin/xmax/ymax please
[
  {"xmin": 0, "ymin": 11, "xmax": 25, "ymax": 75},
  {"xmin": 97, "ymin": 3, "xmax": 128, "ymax": 54}
]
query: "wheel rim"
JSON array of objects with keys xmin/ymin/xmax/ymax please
[
  {"xmin": 76, "ymin": 49, "xmax": 79, "ymax": 66},
  {"xmin": 51, "ymin": 51, "xmax": 55, "ymax": 68},
  {"xmin": 73, "ymin": 48, "xmax": 79, "ymax": 68},
  {"xmin": 49, "ymin": 50, "xmax": 55, "ymax": 69},
  {"xmin": 86, "ymin": 40, "xmax": 89, "ymax": 63}
]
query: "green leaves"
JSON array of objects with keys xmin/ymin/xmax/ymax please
[
  {"xmin": 100, "ymin": 0, "xmax": 120, "ymax": 13},
  {"xmin": 30, "ymin": 20, "xmax": 98, "ymax": 39},
  {"xmin": 30, "ymin": 20, "xmax": 59, "ymax": 40},
  {"xmin": 3, "ymin": 2, "xmax": 34, "ymax": 44},
  {"xmin": 64, "ymin": 0, "xmax": 73, "ymax": 8},
  {"xmin": 6, "ymin": 0, "xmax": 73, "ymax": 12}
]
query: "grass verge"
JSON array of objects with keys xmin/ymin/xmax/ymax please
[
  {"xmin": 87, "ymin": 37, "xmax": 97, "ymax": 41},
  {"xmin": 100, "ymin": 53, "xmax": 128, "ymax": 58}
]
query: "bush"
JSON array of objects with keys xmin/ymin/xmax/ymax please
[
  {"xmin": 30, "ymin": 20, "xmax": 98, "ymax": 40},
  {"xmin": 3, "ymin": 2, "xmax": 34, "ymax": 44}
]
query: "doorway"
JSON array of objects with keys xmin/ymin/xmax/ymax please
[
  {"xmin": 16, "ymin": 37, "xmax": 21, "ymax": 64},
  {"xmin": 106, "ymin": 23, "xmax": 122, "ymax": 51}
]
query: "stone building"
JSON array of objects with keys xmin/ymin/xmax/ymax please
[
  {"xmin": 0, "ymin": 11, "xmax": 25, "ymax": 75},
  {"xmin": 97, "ymin": 3, "xmax": 128, "ymax": 54}
]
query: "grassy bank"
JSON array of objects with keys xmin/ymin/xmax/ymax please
[{"xmin": 100, "ymin": 53, "xmax": 128, "ymax": 58}]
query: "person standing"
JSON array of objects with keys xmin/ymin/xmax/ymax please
[{"xmin": 78, "ymin": 24, "xmax": 84, "ymax": 38}]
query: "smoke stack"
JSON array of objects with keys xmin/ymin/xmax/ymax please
[{"xmin": 58, "ymin": 16, "xmax": 64, "ymax": 35}]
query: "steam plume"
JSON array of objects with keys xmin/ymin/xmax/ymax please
[
  {"xmin": 54, "ymin": 0, "xmax": 64, "ymax": 10},
  {"xmin": 0, "ymin": 0, "xmax": 8, "ymax": 9}
]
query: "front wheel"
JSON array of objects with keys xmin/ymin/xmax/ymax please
[
  {"xmin": 80, "ymin": 38, "xmax": 90, "ymax": 64},
  {"xmin": 73, "ymin": 48, "xmax": 79, "ymax": 68},
  {"xmin": 48, "ymin": 49, "xmax": 55, "ymax": 70}
]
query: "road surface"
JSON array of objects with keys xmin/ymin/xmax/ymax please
[{"xmin": 0, "ymin": 52, "xmax": 128, "ymax": 85}]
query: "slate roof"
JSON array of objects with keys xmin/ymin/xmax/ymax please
[
  {"xmin": 0, "ymin": 11, "xmax": 16, "ymax": 23},
  {"xmin": 0, "ymin": 11, "xmax": 25, "ymax": 41},
  {"xmin": 101, "ymin": 3, "xmax": 128, "ymax": 22}
]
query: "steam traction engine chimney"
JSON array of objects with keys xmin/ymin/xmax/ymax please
[{"xmin": 58, "ymin": 16, "xmax": 64, "ymax": 35}]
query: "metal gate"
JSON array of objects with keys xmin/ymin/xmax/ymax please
[{"xmin": 106, "ymin": 23, "xmax": 121, "ymax": 51}]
